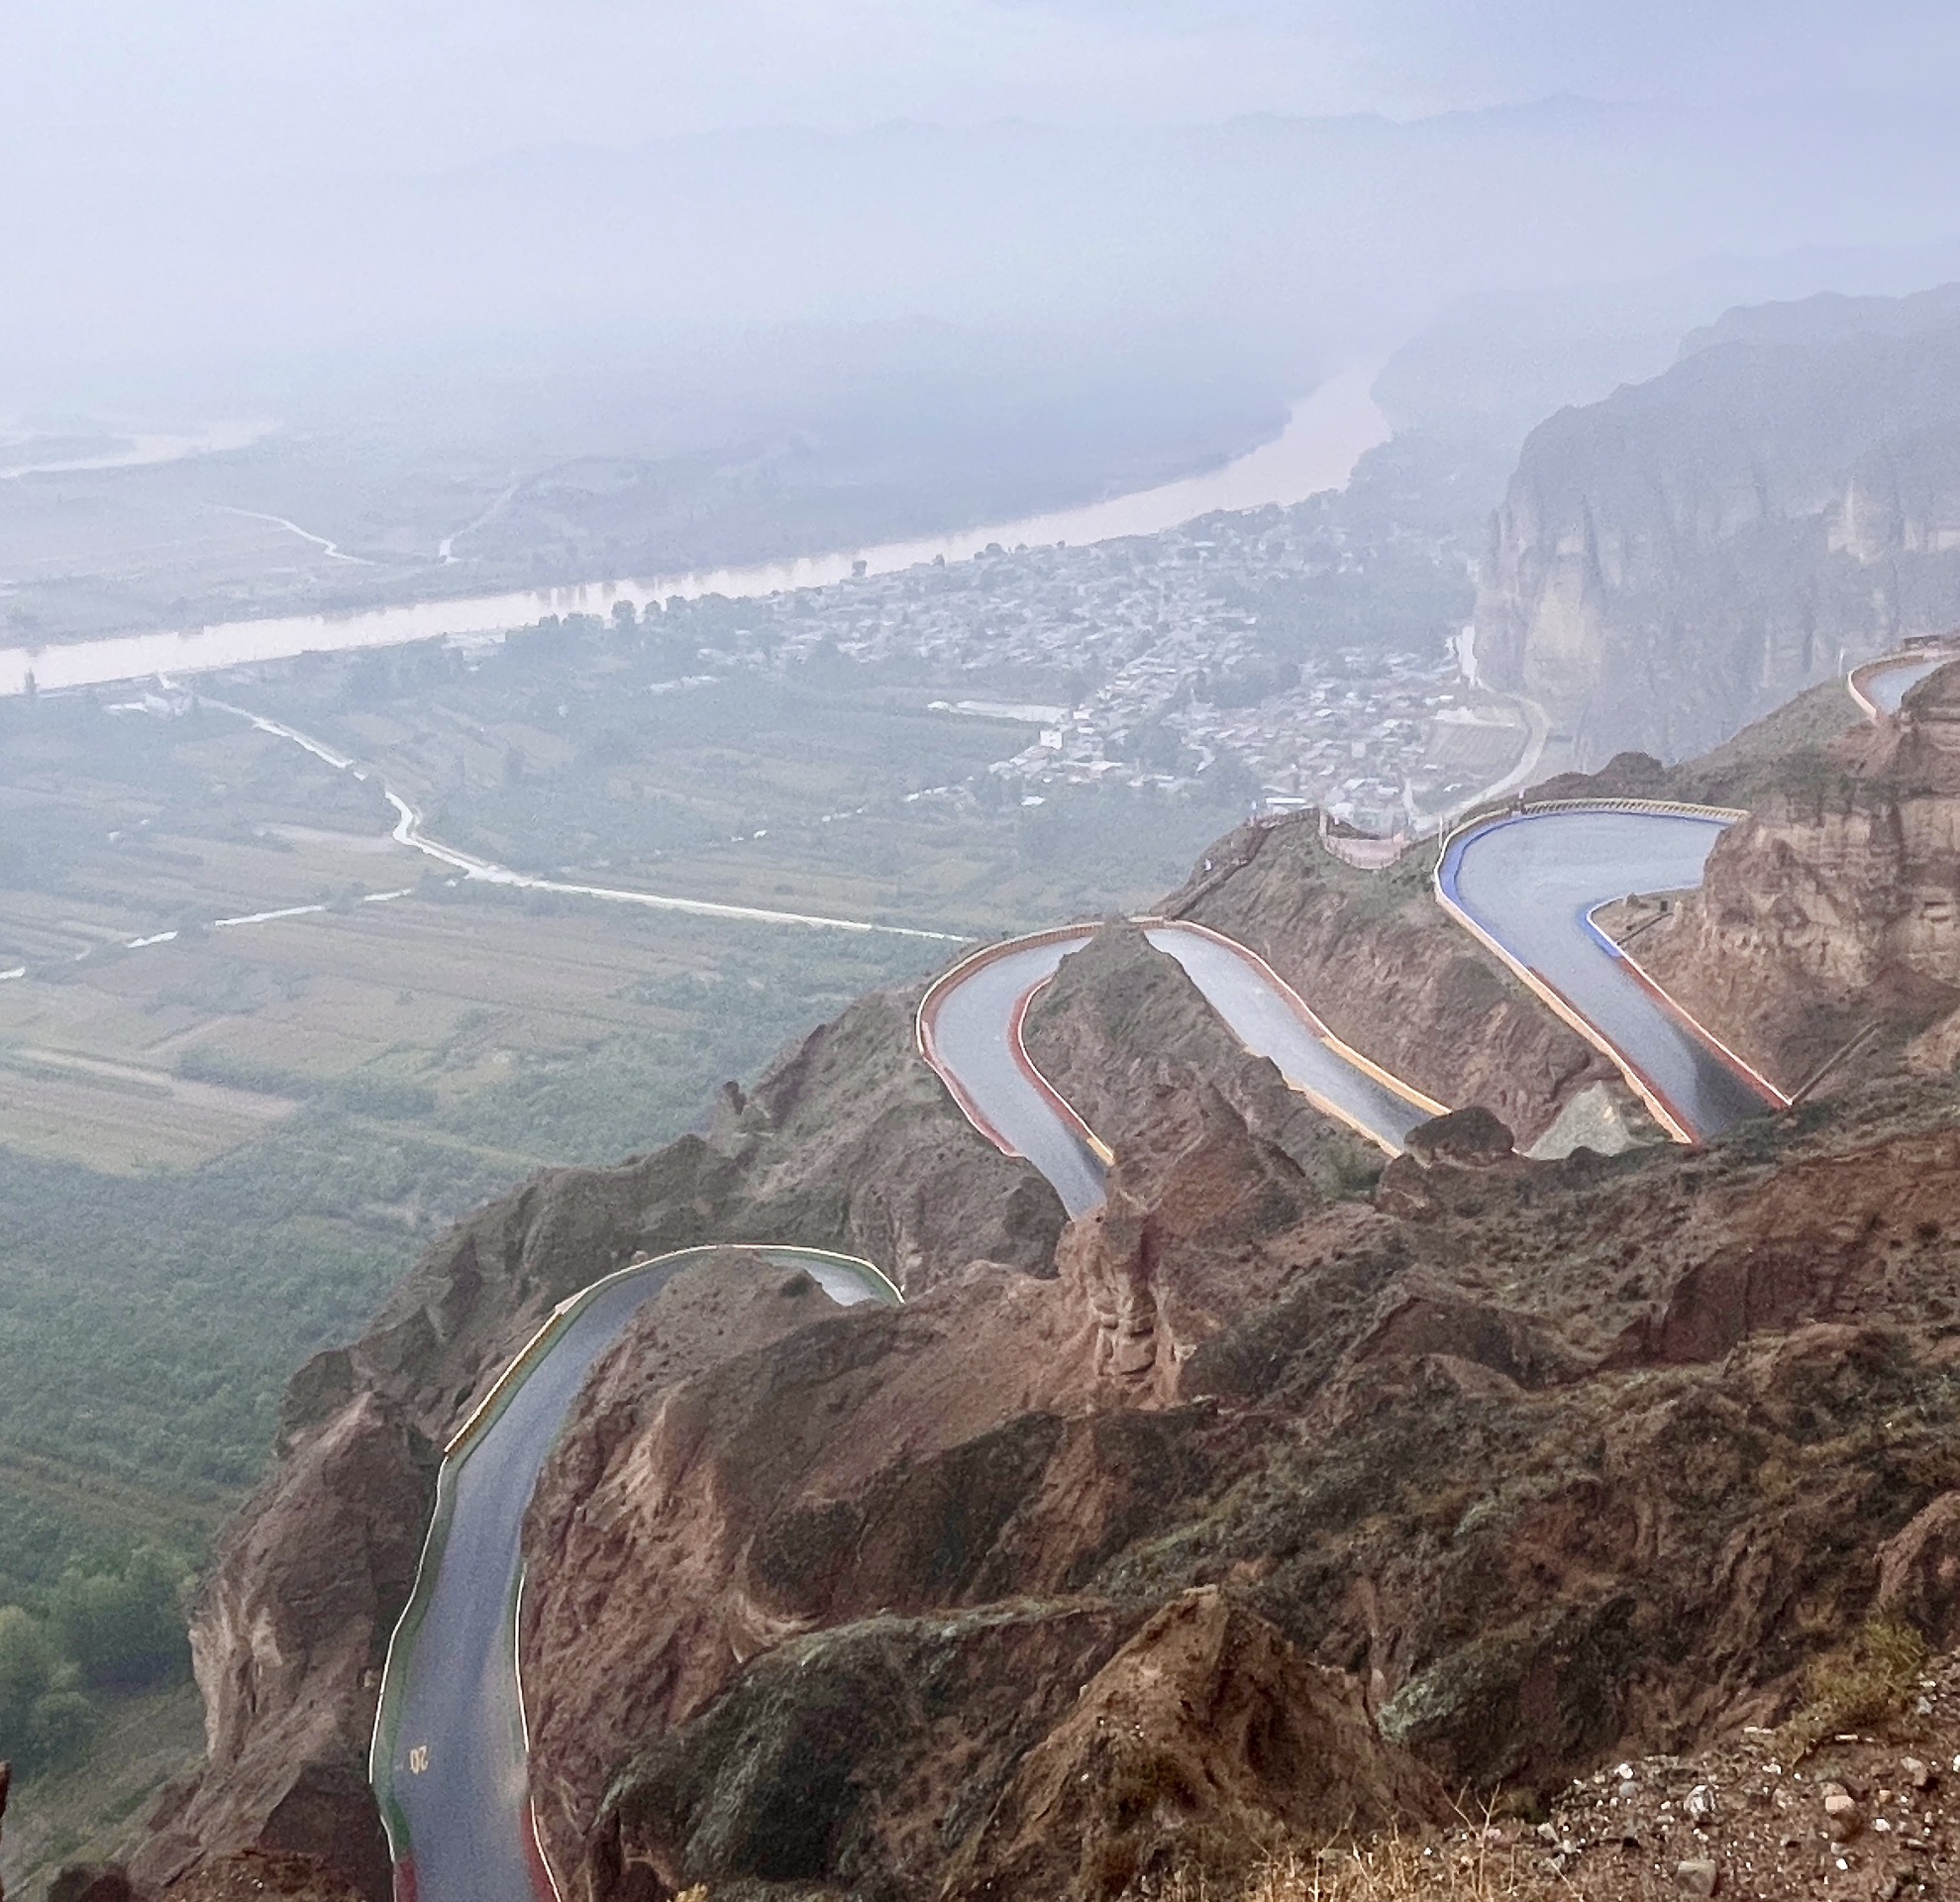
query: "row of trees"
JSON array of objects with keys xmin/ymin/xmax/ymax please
[{"xmin": 0, "ymin": 1547, "xmax": 191, "ymax": 1775}]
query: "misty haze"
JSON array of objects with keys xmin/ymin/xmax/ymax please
[{"xmin": 6, "ymin": 7, "xmax": 1960, "ymax": 1901}]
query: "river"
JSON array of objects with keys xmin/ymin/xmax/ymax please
[{"xmin": 0, "ymin": 361, "xmax": 1389, "ymax": 699}]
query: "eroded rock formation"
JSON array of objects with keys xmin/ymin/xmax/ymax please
[
  {"xmin": 1641, "ymin": 659, "xmax": 1960, "ymax": 1088},
  {"xmin": 1477, "ymin": 291, "xmax": 1960, "ymax": 763},
  {"xmin": 132, "ymin": 983, "xmax": 1065, "ymax": 1897},
  {"xmin": 134, "ymin": 687, "xmax": 1960, "ymax": 1902},
  {"xmin": 520, "ymin": 1077, "xmax": 1315, "ymax": 1888},
  {"xmin": 514, "ymin": 969, "xmax": 1960, "ymax": 1898}
]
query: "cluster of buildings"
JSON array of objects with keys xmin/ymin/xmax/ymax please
[{"xmin": 706, "ymin": 504, "xmax": 1509, "ymax": 829}]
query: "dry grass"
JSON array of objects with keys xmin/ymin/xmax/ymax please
[
  {"xmin": 1245, "ymin": 1839, "xmax": 1537, "ymax": 1902},
  {"xmin": 1778, "ymin": 1616, "xmax": 1929, "ymax": 1759},
  {"xmin": 1135, "ymin": 1820, "xmax": 1542, "ymax": 1902}
]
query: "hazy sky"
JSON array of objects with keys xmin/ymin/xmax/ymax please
[
  {"xmin": 4, "ymin": 0, "xmax": 1958, "ymax": 400},
  {"xmin": 3, "ymin": 0, "xmax": 1956, "ymax": 178}
]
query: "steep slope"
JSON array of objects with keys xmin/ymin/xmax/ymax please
[
  {"xmin": 130, "ymin": 665, "xmax": 1960, "ymax": 1902},
  {"xmin": 520, "ymin": 1071, "xmax": 1351, "ymax": 1893},
  {"xmin": 1640, "ymin": 659, "xmax": 1960, "ymax": 1090},
  {"xmin": 1158, "ymin": 815, "xmax": 1614, "ymax": 1146},
  {"xmin": 1015, "ymin": 917, "xmax": 1386, "ymax": 1196},
  {"xmin": 1477, "ymin": 287, "xmax": 1960, "ymax": 764},
  {"xmin": 517, "ymin": 925, "xmax": 1960, "ymax": 1897},
  {"xmin": 131, "ymin": 986, "xmax": 1065, "ymax": 1900}
]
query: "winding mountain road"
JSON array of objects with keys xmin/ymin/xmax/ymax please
[
  {"xmin": 916, "ymin": 919, "xmax": 1444, "ymax": 1218},
  {"xmin": 371, "ymin": 1247, "xmax": 897, "ymax": 1902},
  {"xmin": 1437, "ymin": 805, "xmax": 1784, "ymax": 1143},
  {"xmin": 1849, "ymin": 647, "xmax": 1960, "ymax": 718},
  {"xmin": 370, "ymin": 910, "xmax": 1445, "ymax": 1899},
  {"xmin": 368, "ymin": 805, "xmax": 1786, "ymax": 1895}
]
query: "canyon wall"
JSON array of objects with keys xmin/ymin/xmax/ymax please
[{"xmin": 1477, "ymin": 289, "xmax": 1960, "ymax": 764}]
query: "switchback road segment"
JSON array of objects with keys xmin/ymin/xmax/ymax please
[
  {"xmin": 370, "ymin": 1247, "xmax": 898, "ymax": 1902},
  {"xmin": 1436, "ymin": 803, "xmax": 1784, "ymax": 1144},
  {"xmin": 915, "ymin": 917, "xmax": 1445, "ymax": 1215}
]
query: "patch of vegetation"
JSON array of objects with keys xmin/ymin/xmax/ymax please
[
  {"xmin": 1778, "ymin": 1617, "xmax": 1930, "ymax": 1760},
  {"xmin": 0, "ymin": 1544, "xmax": 191, "ymax": 1776}
]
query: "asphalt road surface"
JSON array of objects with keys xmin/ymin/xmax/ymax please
[
  {"xmin": 922, "ymin": 936, "xmax": 1109, "ymax": 1216},
  {"xmin": 1141, "ymin": 926, "xmax": 1438, "ymax": 1149},
  {"xmin": 922, "ymin": 922, "xmax": 1443, "ymax": 1215},
  {"xmin": 1864, "ymin": 654, "xmax": 1949, "ymax": 714},
  {"xmin": 372, "ymin": 1246, "xmax": 894, "ymax": 1902},
  {"xmin": 1442, "ymin": 808, "xmax": 1778, "ymax": 1141}
]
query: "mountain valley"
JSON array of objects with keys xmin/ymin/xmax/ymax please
[
  {"xmin": 61, "ymin": 650, "xmax": 1960, "ymax": 1902},
  {"xmin": 18, "ymin": 284, "xmax": 1960, "ymax": 1902}
]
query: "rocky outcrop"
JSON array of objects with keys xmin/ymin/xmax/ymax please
[
  {"xmin": 140, "ymin": 667, "xmax": 1960, "ymax": 1902},
  {"xmin": 938, "ymin": 1592, "xmax": 1448, "ymax": 1901},
  {"xmin": 1640, "ymin": 659, "xmax": 1960, "ymax": 1088},
  {"xmin": 137, "ymin": 982, "xmax": 1065, "ymax": 1894},
  {"xmin": 1477, "ymin": 292, "xmax": 1960, "ymax": 764},
  {"xmin": 1053, "ymin": 1073, "xmax": 1342, "ymax": 1397},
  {"xmin": 1877, "ymin": 1493, "xmax": 1960, "ymax": 1648},
  {"xmin": 585, "ymin": 1590, "xmax": 1441, "ymax": 1902},
  {"xmin": 131, "ymin": 1392, "xmax": 433, "ymax": 1900},
  {"xmin": 520, "ymin": 1077, "xmax": 1323, "ymax": 1889},
  {"xmin": 586, "ymin": 1603, "xmax": 1151, "ymax": 1901},
  {"xmin": 1020, "ymin": 918, "xmax": 1384, "ymax": 1197},
  {"xmin": 510, "ymin": 932, "xmax": 1960, "ymax": 1898}
]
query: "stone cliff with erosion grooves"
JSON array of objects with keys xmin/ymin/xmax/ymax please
[
  {"xmin": 127, "ymin": 812, "xmax": 1621, "ymax": 1893},
  {"xmin": 1638, "ymin": 658, "xmax": 1960, "ymax": 1094},
  {"xmin": 128, "ymin": 986, "xmax": 1065, "ymax": 1901},
  {"xmin": 524, "ymin": 1046, "xmax": 1440, "ymax": 1900},
  {"xmin": 1475, "ymin": 286, "xmax": 1960, "ymax": 765}
]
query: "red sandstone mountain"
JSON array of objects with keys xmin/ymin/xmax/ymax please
[{"xmin": 93, "ymin": 678, "xmax": 1960, "ymax": 1902}]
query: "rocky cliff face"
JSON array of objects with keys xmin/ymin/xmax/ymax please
[
  {"xmin": 1477, "ymin": 292, "xmax": 1960, "ymax": 764},
  {"xmin": 135, "ymin": 686, "xmax": 1960, "ymax": 1902},
  {"xmin": 1641, "ymin": 660, "xmax": 1960, "ymax": 1089},
  {"xmin": 520, "ymin": 1069, "xmax": 1336, "ymax": 1894},
  {"xmin": 1019, "ymin": 917, "xmax": 1384, "ymax": 1198}
]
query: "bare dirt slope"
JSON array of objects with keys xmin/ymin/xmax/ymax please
[
  {"xmin": 130, "ymin": 671, "xmax": 1960, "ymax": 1902},
  {"xmin": 511, "ymin": 918, "xmax": 1960, "ymax": 1901}
]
